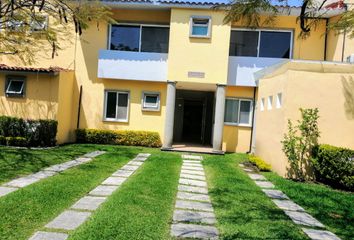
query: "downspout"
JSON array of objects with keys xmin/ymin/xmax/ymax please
[
  {"xmin": 341, "ymin": 3, "xmax": 348, "ymax": 62},
  {"xmin": 76, "ymin": 85, "xmax": 83, "ymax": 129},
  {"xmin": 247, "ymin": 87, "xmax": 257, "ymax": 154},
  {"xmin": 324, "ymin": 18, "xmax": 329, "ymax": 61}
]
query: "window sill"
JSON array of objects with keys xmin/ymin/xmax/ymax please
[
  {"xmin": 103, "ymin": 119, "xmax": 129, "ymax": 123},
  {"xmin": 224, "ymin": 123, "xmax": 252, "ymax": 128},
  {"xmin": 190, "ymin": 35, "xmax": 210, "ymax": 39},
  {"xmin": 142, "ymin": 108, "xmax": 160, "ymax": 112}
]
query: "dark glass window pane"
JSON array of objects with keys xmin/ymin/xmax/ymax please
[
  {"xmin": 229, "ymin": 30, "xmax": 258, "ymax": 57},
  {"xmin": 224, "ymin": 99, "xmax": 239, "ymax": 123},
  {"xmin": 117, "ymin": 93, "xmax": 128, "ymax": 120},
  {"xmin": 106, "ymin": 92, "xmax": 117, "ymax": 119},
  {"xmin": 141, "ymin": 27, "xmax": 169, "ymax": 53},
  {"xmin": 239, "ymin": 101, "xmax": 251, "ymax": 124},
  {"xmin": 110, "ymin": 25, "xmax": 140, "ymax": 51},
  {"xmin": 259, "ymin": 31, "xmax": 291, "ymax": 58},
  {"xmin": 7, "ymin": 80, "xmax": 24, "ymax": 94}
]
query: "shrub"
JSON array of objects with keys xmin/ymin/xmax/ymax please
[
  {"xmin": 5, "ymin": 137, "xmax": 27, "ymax": 147},
  {"xmin": 76, "ymin": 129, "xmax": 162, "ymax": 148},
  {"xmin": 0, "ymin": 135, "xmax": 6, "ymax": 145},
  {"xmin": 312, "ymin": 144, "xmax": 354, "ymax": 191},
  {"xmin": 0, "ymin": 116, "xmax": 57, "ymax": 147},
  {"xmin": 249, "ymin": 155, "xmax": 271, "ymax": 171}
]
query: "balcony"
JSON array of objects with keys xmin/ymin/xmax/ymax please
[
  {"xmin": 227, "ymin": 56, "xmax": 288, "ymax": 87},
  {"xmin": 97, "ymin": 50, "xmax": 168, "ymax": 82}
]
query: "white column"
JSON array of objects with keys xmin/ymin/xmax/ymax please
[
  {"xmin": 213, "ymin": 84, "xmax": 226, "ymax": 153},
  {"xmin": 162, "ymin": 81, "xmax": 176, "ymax": 149}
]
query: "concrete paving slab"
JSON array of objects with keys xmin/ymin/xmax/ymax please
[
  {"xmin": 71, "ymin": 196, "xmax": 106, "ymax": 211},
  {"xmin": 44, "ymin": 164, "xmax": 70, "ymax": 172},
  {"xmin": 0, "ymin": 186, "xmax": 18, "ymax": 197},
  {"xmin": 239, "ymin": 163, "xmax": 245, "ymax": 167},
  {"xmin": 5, "ymin": 176, "xmax": 40, "ymax": 188},
  {"xmin": 121, "ymin": 165, "xmax": 140, "ymax": 171},
  {"xmin": 179, "ymin": 178, "xmax": 207, "ymax": 187},
  {"xmin": 181, "ymin": 166, "xmax": 204, "ymax": 171},
  {"xmin": 182, "ymin": 155, "xmax": 203, "ymax": 160},
  {"xmin": 137, "ymin": 153, "xmax": 150, "ymax": 158},
  {"xmin": 254, "ymin": 181, "xmax": 275, "ymax": 189},
  {"xmin": 302, "ymin": 228, "xmax": 341, "ymax": 240},
  {"xmin": 173, "ymin": 209, "xmax": 216, "ymax": 224},
  {"xmin": 183, "ymin": 160, "xmax": 202, "ymax": 164},
  {"xmin": 29, "ymin": 231, "xmax": 68, "ymax": 240},
  {"xmin": 84, "ymin": 151, "xmax": 105, "ymax": 158},
  {"xmin": 284, "ymin": 211, "xmax": 324, "ymax": 228},
  {"xmin": 45, "ymin": 210, "xmax": 91, "ymax": 230},
  {"xmin": 101, "ymin": 177, "xmax": 127, "ymax": 186},
  {"xmin": 112, "ymin": 169, "xmax": 134, "ymax": 177},
  {"xmin": 180, "ymin": 173, "xmax": 206, "ymax": 181},
  {"xmin": 248, "ymin": 173, "xmax": 267, "ymax": 181},
  {"xmin": 75, "ymin": 157, "xmax": 92, "ymax": 164},
  {"xmin": 262, "ymin": 189, "xmax": 289, "ymax": 199},
  {"xmin": 171, "ymin": 223, "xmax": 218, "ymax": 239},
  {"xmin": 127, "ymin": 161, "xmax": 143, "ymax": 166},
  {"xmin": 272, "ymin": 199, "xmax": 305, "ymax": 212},
  {"xmin": 89, "ymin": 185, "xmax": 119, "ymax": 196},
  {"xmin": 182, "ymin": 163, "xmax": 203, "ymax": 168},
  {"xmin": 175, "ymin": 200, "xmax": 213, "ymax": 212},
  {"xmin": 181, "ymin": 169, "xmax": 205, "ymax": 176},
  {"xmin": 178, "ymin": 185, "xmax": 208, "ymax": 194},
  {"xmin": 177, "ymin": 191, "xmax": 210, "ymax": 202},
  {"xmin": 31, "ymin": 171, "xmax": 57, "ymax": 179},
  {"xmin": 243, "ymin": 168, "xmax": 254, "ymax": 172}
]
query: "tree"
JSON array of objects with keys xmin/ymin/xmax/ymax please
[
  {"xmin": 0, "ymin": 0, "xmax": 113, "ymax": 63},
  {"xmin": 221, "ymin": 0, "xmax": 354, "ymax": 38}
]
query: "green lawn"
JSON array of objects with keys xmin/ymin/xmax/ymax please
[
  {"xmin": 69, "ymin": 151, "xmax": 181, "ymax": 240},
  {"xmin": 0, "ymin": 145, "xmax": 142, "ymax": 240},
  {"xmin": 203, "ymin": 153, "xmax": 307, "ymax": 239},
  {"xmin": 0, "ymin": 144, "xmax": 100, "ymax": 184},
  {"xmin": 264, "ymin": 172, "xmax": 354, "ymax": 240}
]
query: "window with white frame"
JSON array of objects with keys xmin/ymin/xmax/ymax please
[
  {"xmin": 224, "ymin": 98, "xmax": 253, "ymax": 126},
  {"xmin": 190, "ymin": 16, "xmax": 211, "ymax": 38},
  {"xmin": 229, "ymin": 29, "xmax": 292, "ymax": 58},
  {"xmin": 267, "ymin": 96, "xmax": 273, "ymax": 110},
  {"xmin": 260, "ymin": 98, "xmax": 265, "ymax": 111},
  {"xmin": 142, "ymin": 92, "xmax": 160, "ymax": 111},
  {"xmin": 276, "ymin": 93, "xmax": 282, "ymax": 108},
  {"xmin": 109, "ymin": 24, "xmax": 169, "ymax": 53},
  {"xmin": 104, "ymin": 90, "xmax": 129, "ymax": 122},
  {"xmin": 5, "ymin": 76, "xmax": 26, "ymax": 97}
]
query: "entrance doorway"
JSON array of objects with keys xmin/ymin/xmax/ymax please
[{"xmin": 173, "ymin": 90, "xmax": 214, "ymax": 145}]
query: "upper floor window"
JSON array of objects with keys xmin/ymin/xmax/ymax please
[
  {"xmin": 190, "ymin": 16, "xmax": 211, "ymax": 38},
  {"xmin": 229, "ymin": 29, "xmax": 292, "ymax": 59},
  {"xmin": 5, "ymin": 76, "xmax": 26, "ymax": 97},
  {"xmin": 109, "ymin": 24, "xmax": 169, "ymax": 53}
]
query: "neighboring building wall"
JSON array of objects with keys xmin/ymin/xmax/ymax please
[
  {"xmin": 255, "ymin": 62, "xmax": 354, "ymax": 176},
  {"xmin": 168, "ymin": 9, "xmax": 231, "ymax": 85},
  {"xmin": 222, "ymin": 86, "xmax": 255, "ymax": 152}
]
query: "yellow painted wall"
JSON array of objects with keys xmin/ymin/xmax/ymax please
[
  {"xmin": 232, "ymin": 15, "xmax": 327, "ymax": 61},
  {"xmin": 168, "ymin": 8, "xmax": 231, "ymax": 84},
  {"xmin": 255, "ymin": 62, "xmax": 354, "ymax": 176},
  {"xmin": 222, "ymin": 86, "xmax": 255, "ymax": 152}
]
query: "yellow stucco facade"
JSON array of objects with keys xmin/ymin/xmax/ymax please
[{"xmin": 0, "ymin": 2, "xmax": 353, "ymax": 173}]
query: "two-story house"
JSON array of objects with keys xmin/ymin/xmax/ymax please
[{"xmin": 1, "ymin": 0, "xmax": 353, "ymax": 176}]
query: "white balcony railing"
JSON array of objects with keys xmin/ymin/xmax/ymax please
[
  {"xmin": 228, "ymin": 56, "xmax": 288, "ymax": 86},
  {"xmin": 98, "ymin": 50, "xmax": 168, "ymax": 82}
]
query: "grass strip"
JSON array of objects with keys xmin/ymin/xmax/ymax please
[
  {"xmin": 203, "ymin": 153, "xmax": 307, "ymax": 239},
  {"xmin": 0, "ymin": 145, "xmax": 139, "ymax": 240},
  {"xmin": 69, "ymin": 151, "xmax": 181, "ymax": 240},
  {"xmin": 264, "ymin": 172, "xmax": 354, "ymax": 240}
]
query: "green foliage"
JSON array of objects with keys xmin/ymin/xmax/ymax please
[
  {"xmin": 76, "ymin": 129, "xmax": 162, "ymax": 148},
  {"xmin": 0, "ymin": 116, "xmax": 57, "ymax": 147},
  {"xmin": 0, "ymin": 135, "xmax": 6, "ymax": 145},
  {"xmin": 249, "ymin": 155, "xmax": 271, "ymax": 171},
  {"xmin": 5, "ymin": 137, "xmax": 27, "ymax": 147},
  {"xmin": 281, "ymin": 108, "xmax": 320, "ymax": 181},
  {"xmin": 312, "ymin": 144, "xmax": 354, "ymax": 191}
]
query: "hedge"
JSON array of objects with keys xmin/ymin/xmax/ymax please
[
  {"xmin": 248, "ymin": 155, "xmax": 272, "ymax": 171},
  {"xmin": 76, "ymin": 129, "xmax": 162, "ymax": 148},
  {"xmin": 312, "ymin": 144, "xmax": 354, "ymax": 191},
  {"xmin": 0, "ymin": 116, "xmax": 57, "ymax": 147}
]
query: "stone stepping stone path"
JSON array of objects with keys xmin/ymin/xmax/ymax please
[
  {"xmin": 240, "ymin": 163, "xmax": 341, "ymax": 240},
  {"xmin": 29, "ymin": 153, "xmax": 150, "ymax": 240},
  {"xmin": 0, "ymin": 151, "xmax": 105, "ymax": 198},
  {"xmin": 171, "ymin": 155, "xmax": 219, "ymax": 239}
]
